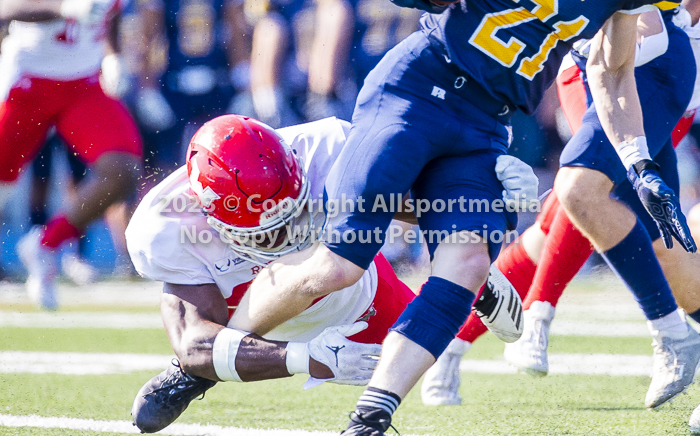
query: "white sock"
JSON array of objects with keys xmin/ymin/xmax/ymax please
[{"xmin": 648, "ymin": 309, "xmax": 688, "ymax": 340}]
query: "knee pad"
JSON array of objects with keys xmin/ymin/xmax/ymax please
[{"xmin": 390, "ymin": 276, "xmax": 475, "ymax": 359}]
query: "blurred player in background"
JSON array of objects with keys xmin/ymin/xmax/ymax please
[
  {"xmin": 134, "ymin": 0, "xmax": 249, "ymax": 180},
  {"xmin": 238, "ymin": 0, "xmax": 312, "ymax": 127},
  {"xmin": 0, "ymin": 0, "xmax": 143, "ymax": 310},
  {"xmin": 304, "ymin": 0, "xmax": 423, "ymax": 123},
  {"xmin": 28, "ymin": 132, "xmax": 99, "ymax": 285},
  {"xmin": 126, "ymin": 114, "xmax": 531, "ymax": 433},
  {"xmin": 303, "ymin": 0, "xmax": 355, "ymax": 122},
  {"xmin": 349, "ymin": 0, "xmax": 420, "ymax": 92}
]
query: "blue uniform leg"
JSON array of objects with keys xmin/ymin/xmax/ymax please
[
  {"xmin": 325, "ymin": 35, "xmax": 516, "ymax": 427},
  {"xmin": 558, "ymin": 23, "xmax": 693, "ymax": 322},
  {"xmin": 323, "ymin": 31, "xmax": 512, "ymax": 269}
]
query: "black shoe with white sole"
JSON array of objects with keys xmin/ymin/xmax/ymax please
[{"xmin": 131, "ymin": 359, "xmax": 217, "ymax": 433}]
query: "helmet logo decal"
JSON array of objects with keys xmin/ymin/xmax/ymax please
[
  {"xmin": 259, "ymin": 197, "xmax": 295, "ymax": 225},
  {"xmin": 190, "ymin": 159, "xmax": 221, "ymax": 208}
]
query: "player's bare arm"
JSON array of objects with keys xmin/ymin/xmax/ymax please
[
  {"xmin": 228, "ymin": 242, "xmax": 364, "ymax": 335},
  {"xmin": 161, "ymin": 283, "xmax": 228, "ymax": 381},
  {"xmin": 135, "ymin": 0, "xmax": 165, "ymax": 89},
  {"xmin": 161, "ymin": 282, "xmax": 342, "ymax": 381},
  {"xmin": 0, "ymin": 0, "xmax": 62, "ymax": 21},
  {"xmin": 587, "ymin": 11, "xmax": 644, "ymax": 147},
  {"xmin": 587, "ymin": 10, "xmax": 696, "ymax": 252},
  {"xmin": 307, "ymin": 0, "xmax": 354, "ymax": 97}
]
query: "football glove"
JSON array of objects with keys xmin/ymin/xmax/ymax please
[
  {"xmin": 495, "ymin": 155, "xmax": 539, "ymax": 212},
  {"xmin": 390, "ymin": 0, "xmax": 451, "ymax": 14},
  {"xmin": 100, "ymin": 54, "xmax": 129, "ymax": 98},
  {"xmin": 300, "ymin": 322, "xmax": 381, "ymax": 389},
  {"xmin": 627, "ymin": 160, "xmax": 697, "ymax": 252}
]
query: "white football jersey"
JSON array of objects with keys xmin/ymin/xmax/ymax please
[
  {"xmin": 0, "ymin": 0, "xmax": 122, "ymax": 83},
  {"xmin": 126, "ymin": 118, "xmax": 379, "ymax": 343}
]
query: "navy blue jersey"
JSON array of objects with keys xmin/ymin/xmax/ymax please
[
  {"xmin": 265, "ymin": 0, "xmax": 308, "ymax": 21},
  {"xmin": 163, "ymin": 0, "xmax": 232, "ymax": 94},
  {"xmin": 422, "ymin": 0, "xmax": 678, "ymax": 114}
]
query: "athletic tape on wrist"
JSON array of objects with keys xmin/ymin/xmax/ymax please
[
  {"xmin": 212, "ymin": 328, "xmax": 250, "ymax": 382},
  {"xmin": 616, "ymin": 136, "xmax": 651, "ymax": 171},
  {"xmin": 285, "ymin": 342, "xmax": 309, "ymax": 375}
]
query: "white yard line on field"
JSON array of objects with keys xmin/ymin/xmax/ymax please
[
  {"xmin": 0, "ymin": 310, "xmax": 164, "ymax": 329},
  {"xmin": 0, "ymin": 414, "xmax": 346, "ymax": 436},
  {"xmin": 461, "ymin": 353, "xmax": 652, "ymax": 377},
  {"xmin": 0, "ymin": 281, "xmax": 162, "ymax": 306},
  {"xmin": 550, "ymin": 320, "xmax": 648, "ymax": 337},
  {"xmin": 0, "ymin": 351, "xmax": 173, "ymax": 375},
  {"xmin": 0, "ymin": 351, "xmax": 652, "ymax": 376},
  {"xmin": 0, "ymin": 309, "xmax": 650, "ymax": 336}
]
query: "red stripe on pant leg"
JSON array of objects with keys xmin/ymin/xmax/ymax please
[
  {"xmin": 347, "ymin": 253, "xmax": 416, "ymax": 344},
  {"xmin": 556, "ymin": 65, "xmax": 587, "ymax": 136},
  {"xmin": 672, "ymin": 110, "xmax": 695, "ymax": 148}
]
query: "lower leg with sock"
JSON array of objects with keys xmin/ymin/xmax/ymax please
[
  {"xmin": 41, "ymin": 215, "xmax": 81, "ymax": 251},
  {"xmin": 601, "ymin": 219, "xmax": 686, "ymax": 336},
  {"xmin": 349, "ymin": 276, "xmax": 476, "ymax": 429},
  {"xmin": 523, "ymin": 208, "xmax": 594, "ymax": 310}
]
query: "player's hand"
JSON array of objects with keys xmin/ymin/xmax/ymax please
[
  {"xmin": 303, "ymin": 322, "xmax": 381, "ymax": 389},
  {"xmin": 390, "ymin": 0, "xmax": 452, "ymax": 14},
  {"xmin": 135, "ymin": 88, "xmax": 177, "ymax": 132},
  {"xmin": 100, "ymin": 54, "xmax": 129, "ymax": 98},
  {"xmin": 627, "ymin": 161, "xmax": 697, "ymax": 252},
  {"xmin": 495, "ymin": 155, "xmax": 539, "ymax": 212}
]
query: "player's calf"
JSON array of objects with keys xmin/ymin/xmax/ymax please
[
  {"xmin": 67, "ymin": 152, "xmax": 141, "ymax": 228},
  {"xmin": 554, "ymin": 167, "xmax": 632, "ymax": 250},
  {"xmin": 420, "ymin": 265, "xmax": 524, "ymax": 406}
]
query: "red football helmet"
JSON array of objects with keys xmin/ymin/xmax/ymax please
[{"xmin": 186, "ymin": 115, "xmax": 312, "ymax": 263}]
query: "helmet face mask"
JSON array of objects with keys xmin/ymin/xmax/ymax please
[
  {"xmin": 186, "ymin": 115, "xmax": 315, "ymax": 265},
  {"xmin": 206, "ymin": 182, "xmax": 316, "ymax": 265}
]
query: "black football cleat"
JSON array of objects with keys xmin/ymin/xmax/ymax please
[
  {"xmin": 131, "ymin": 359, "xmax": 217, "ymax": 433},
  {"xmin": 341, "ymin": 408, "xmax": 398, "ymax": 436}
]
